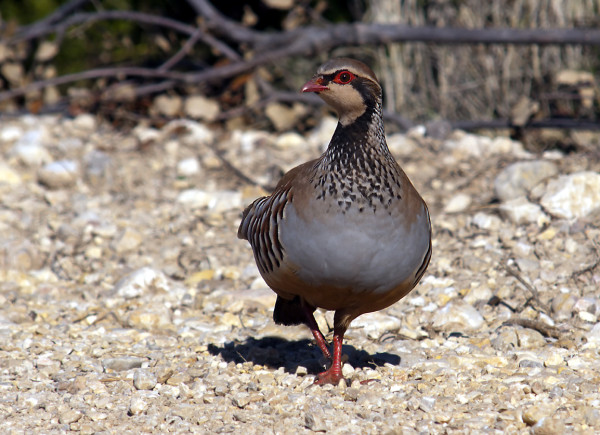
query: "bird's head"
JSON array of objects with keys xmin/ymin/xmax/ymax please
[{"xmin": 301, "ymin": 58, "xmax": 382, "ymax": 126}]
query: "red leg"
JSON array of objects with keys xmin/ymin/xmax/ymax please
[
  {"xmin": 302, "ymin": 304, "xmax": 331, "ymax": 360},
  {"xmin": 314, "ymin": 326, "xmax": 345, "ymax": 385}
]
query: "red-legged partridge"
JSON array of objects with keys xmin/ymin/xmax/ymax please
[{"xmin": 238, "ymin": 58, "xmax": 432, "ymax": 385}]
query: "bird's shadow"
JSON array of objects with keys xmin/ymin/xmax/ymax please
[{"xmin": 208, "ymin": 336, "xmax": 401, "ymax": 375}]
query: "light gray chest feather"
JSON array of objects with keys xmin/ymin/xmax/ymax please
[{"xmin": 279, "ymin": 202, "xmax": 430, "ymax": 293}]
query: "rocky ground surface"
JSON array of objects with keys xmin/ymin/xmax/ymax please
[{"xmin": 0, "ymin": 112, "xmax": 600, "ymax": 434}]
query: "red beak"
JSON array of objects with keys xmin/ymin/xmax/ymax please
[{"xmin": 301, "ymin": 77, "xmax": 328, "ymax": 93}]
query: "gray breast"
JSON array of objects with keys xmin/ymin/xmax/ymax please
[{"xmin": 279, "ymin": 201, "xmax": 430, "ymax": 294}]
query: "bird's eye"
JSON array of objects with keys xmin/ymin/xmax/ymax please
[{"xmin": 334, "ymin": 71, "xmax": 354, "ymax": 84}]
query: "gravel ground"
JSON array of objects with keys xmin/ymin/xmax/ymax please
[{"xmin": 1, "ymin": 113, "xmax": 600, "ymax": 434}]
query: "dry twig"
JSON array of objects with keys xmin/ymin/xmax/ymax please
[
  {"xmin": 503, "ymin": 264, "xmax": 550, "ymax": 314},
  {"xmin": 503, "ymin": 317, "xmax": 562, "ymax": 339}
]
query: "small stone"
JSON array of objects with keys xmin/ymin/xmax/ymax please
[
  {"xmin": 0, "ymin": 125, "xmax": 22, "ymax": 142},
  {"xmin": 304, "ymin": 412, "xmax": 327, "ymax": 432},
  {"xmin": 445, "ymin": 131, "xmax": 525, "ymax": 158},
  {"xmin": 274, "ymin": 132, "xmax": 306, "ymax": 149},
  {"xmin": 419, "ymin": 397, "xmax": 436, "ymax": 413},
  {"xmin": 44, "ymin": 86, "xmax": 61, "ymax": 105},
  {"xmin": 516, "ymin": 328, "xmax": 546, "ymax": 349},
  {"xmin": 387, "ymin": 133, "xmax": 416, "ymax": 157},
  {"xmin": 1, "ymin": 63, "xmax": 24, "ymax": 85},
  {"xmin": 133, "ymin": 369, "xmax": 158, "ymax": 390},
  {"xmin": 586, "ymin": 323, "xmax": 600, "ymax": 346},
  {"xmin": 295, "ymin": 366, "xmax": 308, "ymax": 376},
  {"xmin": 444, "ymin": 193, "xmax": 472, "ymax": 213},
  {"xmin": 113, "ymin": 267, "xmax": 170, "ymax": 299},
  {"xmin": 494, "ymin": 160, "xmax": 558, "ymax": 202},
  {"xmin": 263, "ymin": 0, "xmax": 294, "ymax": 9},
  {"xmin": 463, "ymin": 286, "xmax": 493, "ymax": 305},
  {"xmin": 233, "ymin": 130, "xmax": 273, "ymax": 152},
  {"xmin": 87, "ymin": 410, "xmax": 108, "ymax": 422},
  {"xmin": 177, "ymin": 158, "xmax": 201, "ymax": 176},
  {"xmin": 11, "ymin": 132, "xmax": 52, "ymax": 166},
  {"xmin": 265, "ymin": 102, "xmax": 306, "ymax": 131},
  {"xmin": 544, "ymin": 353, "xmax": 564, "ymax": 367},
  {"xmin": 342, "ymin": 363, "xmax": 354, "ymax": 377},
  {"xmin": 59, "ymin": 409, "xmax": 82, "ymax": 424},
  {"xmin": 127, "ymin": 307, "xmax": 172, "ymax": 331},
  {"xmin": 128, "ymin": 395, "xmax": 148, "ymax": 415},
  {"xmin": 471, "ymin": 212, "xmax": 501, "ymax": 231},
  {"xmin": 566, "ymin": 356, "xmax": 587, "ymax": 370},
  {"xmin": 112, "ymin": 228, "xmax": 143, "ymax": 254},
  {"xmin": 72, "ymin": 113, "xmax": 97, "ymax": 131},
  {"xmin": 177, "ymin": 189, "xmax": 242, "ymax": 212},
  {"xmin": 499, "ymin": 196, "xmax": 549, "ymax": 226},
  {"xmin": 85, "ymin": 150, "xmax": 112, "ymax": 186},
  {"xmin": 219, "ymin": 312, "xmax": 242, "ymax": 327},
  {"xmin": 166, "ymin": 372, "xmax": 192, "ymax": 386},
  {"xmin": 153, "ymin": 95, "xmax": 182, "ymax": 117},
  {"xmin": 214, "ymin": 381, "xmax": 229, "ymax": 396},
  {"xmin": 232, "ymin": 392, "xmax": 251, "ymax": 408},
  {"xmin": 35, "ymin": 41, "xmax": 58, "ymax": 61},
  {"xmin": 102, "ymin": 356, "xmax": 147, "ymax": 372},
  {"xmin": 184, "ymin": 95, "xmax": 220, "ymax": 121},
  {"xmin": 433, "ymin": 412, "xmax": 452, "ymax": 424},
  {"xmin": 540, "ymin": 171, "xmax": 600, "ymax": 219},
  {"xmin": 519, "ymin": 359, "xmax": 543, "ymax": 368},
  {"xmin": 156, "ymin": 367, "xmax": 174, "ymax": 384},
  {"xmin": 344, "ymin": 387, "xmax": 360, "ymax": 401},
  {"xmin": 585, "ymin": 408, "xmax": 600, "ymax": 427},
  {"xmin": 551, "ymin": 293, "xmax": 576, "ymax": 321},
  {"xmin": 164, "ymin": 119, "xmax": 215, "ymax": 144},
  {"xmin": 0, "ymin": 163, "xmax": 22, "ymax": 185},
  {"xmin": 523, "ymin": 405, "xmax": 552, "ymax": 426},
  {"xmin": 432, "ymin": 301, "xmax": 485, "ymax": 331},
  {"xmin": 351, "ymin": 312, "xmax": 401, "ymax": 339},
  {"xmin": 532, "ymin": 417, "xmax": 565, "ymax": 435},
  {"xmin": 578, "ymin": 311, "xmax": 597, "ymax": 323},
  {"xmin": 38, "ymin": 160, "xmax": 79, "ymax": 189}
]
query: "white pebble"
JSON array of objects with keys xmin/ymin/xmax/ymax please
[
  {"xmin": 444, "ymin": 193, "xmax": 472, "ymax": 213},
  {"xmin": 540, "ymin": 171, "xmax": 600, "ymax": 220},
  {"xmin": 113, "ymin": 267, "xmax": 170, "ymax": 299},
  {"xmin": 0, "ymin": 125, "xmax": 22, "ymax": 142},
  {"xmin": 499, "ymin": 197, "xmax": 549, "ymax": 226},
  {"xmin": 177, "ymin": 158, "xmax": 201, "ymax": 176},
  {"xmin": 38, "ymin": 160, "xmax": 79, "ymax": 189},
  {"xmin": 128, "ymin": 396, "xmax": 148, "ymax": 415},
  {"xmin": 432, "ymin": 301, "xmax": 485, "ymax": 331}
]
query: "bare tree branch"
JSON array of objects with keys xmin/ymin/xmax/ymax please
[
  {"xmin": 186, "ymin": 0, "xmax": 266, "ymax": 45},
  {"xmin": 0, "ymin": 67, "xmax": 189, "ymax": 102},
  {"xmin": 452, "ymin": 118, "xmax": 600, "ymax": 131},
  {"xmin": 13, "ymin": 0, "xmax": 92, "ymax": 41},
  {"xmin": 9, "ymin": 9, "xmax": 241, "ymax": 64},
  {"xmin": 10, "ymin": 10, "xmax": 198, "ymax": 42},
  {"xmin": 158, "ymin": 26, "xmax": 240, "ymax": 71}
]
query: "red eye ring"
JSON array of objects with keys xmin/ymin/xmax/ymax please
[{"xmin": 333, "ymin": 71, "xmax": 355, "ymax": 84}]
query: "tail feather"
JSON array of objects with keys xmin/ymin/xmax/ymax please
[{"xmin": 273, "ymin": 295, "xmax": 310, "ymax": 326}]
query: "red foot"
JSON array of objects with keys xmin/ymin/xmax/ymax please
[{"xmin": 314, "ymin": 369, "xmax": 345, "ymax": 385}]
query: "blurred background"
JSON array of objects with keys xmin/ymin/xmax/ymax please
[{"xmin": 0, "ymin": 0, "xmax": 599, "ymax": 148}]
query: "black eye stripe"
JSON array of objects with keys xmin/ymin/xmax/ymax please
[{"xmin": 322, "ymin": 70, "xmax": 355, "ymax": 82}]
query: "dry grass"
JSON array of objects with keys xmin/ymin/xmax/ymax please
[{"xmin": 366, "ymin": 0, "xmax": 599, "ymax": 122}]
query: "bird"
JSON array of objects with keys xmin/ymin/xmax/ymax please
[{"xmin": 238, "ymin": 58, "xmax": 432, "ymax": 385}]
